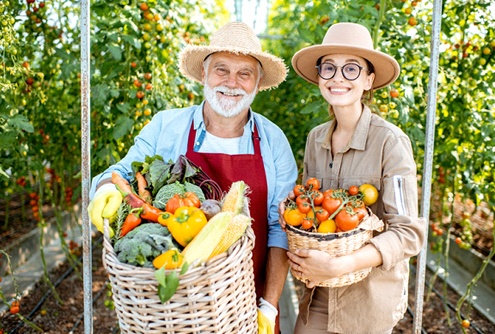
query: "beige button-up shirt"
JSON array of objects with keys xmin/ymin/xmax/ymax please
[{"xmin": 299, "ymin": 106, "xmax": 426, "ymax": 333}]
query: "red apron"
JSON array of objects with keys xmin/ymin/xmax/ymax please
[{"xmin": 186, "ymin": 123, "xmax": 280, "ymax": 333}]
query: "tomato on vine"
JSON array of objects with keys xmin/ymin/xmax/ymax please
[
  {"xmin": 297, "ymin": 200, "xmax": 311, "ymax": 214},
  {"xmin": 312, "ymin": 190, "xmax": 324, "ymax": 205},
  {"xmin": 293, "ymin": 184, "xmax": 306, "ymax": 197},
  {"xmin": 283, "ymin": 206, "xmax": 305, "ymax": 227},
  {"xmin": 348, "ymin": 185, "xmax": 359, "ymax": 196},
  {"xmin": 301, "ymin": 218, "xmax": 314, "ymax": 230},
  {"xmin": 306, "ymin": 177, "xmax": 320, "ymax": 191},
  {"xmin": 335, "ymin": 208, "xmax": 360, "ymax": 231},
  {"xmin": 322, "ymin": 196, "xmax": 342, "ymax": 215},
  {"xmin": 315, "ymin": 208, "xmax": 330, "ymax": 222}
]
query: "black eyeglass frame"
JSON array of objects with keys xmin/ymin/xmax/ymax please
[{"xmin": 315, "ymin": 63, "xmax": 368, "ymax": 81}]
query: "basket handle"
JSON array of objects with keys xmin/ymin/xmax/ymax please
[{"xmin": 102, "ymin": 218, "xmax": 112, "ymax": 270}]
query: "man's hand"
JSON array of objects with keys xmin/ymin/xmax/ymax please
[
  {"xmin": 87, "ymin": 183, "xmax": 123, "ymax": 237},
  {"xmin": 257, "ymin": 297, "xmax": 277, "ymax": 334}
]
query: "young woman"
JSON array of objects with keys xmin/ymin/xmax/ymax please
[{"xmin": 280, "ymin": 22, "xmax": 426, "ymax": 333}]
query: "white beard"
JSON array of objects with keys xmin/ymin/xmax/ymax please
[{"xmin": 204, "ymin": 82, "xmax": 257, "ymax": 118}]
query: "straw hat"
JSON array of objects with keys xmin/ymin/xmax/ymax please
[
  {"xmin": 179, "ymin": 21, "xmax": 288, "ymax": 91},
  {"xmin": 292, "ymin": 22, "xmax": 400, "ymax": 90}
]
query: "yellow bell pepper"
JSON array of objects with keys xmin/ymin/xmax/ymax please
[
  {"xmin": 167, "ymin": 206, "xmax": 207, "ymax": 247},
  {"xmin": 153, "ymin": 248, "xmax": 184, "ymax": 269}
]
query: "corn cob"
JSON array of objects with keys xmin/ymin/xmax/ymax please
[
  {"xmin": 209, "ymin": 213, "xmax": 251, "ymax": 259},
  {"xmin": 181, "ymin": 211, "xmax": 233, "ymax": 267},
  {"xmin": 221, "ymin": 181, "xmax": 249, "ymax": 214}
]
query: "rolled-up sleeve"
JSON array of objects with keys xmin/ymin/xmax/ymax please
[{"xmin": 370, "ymin": 135, "xmax": 426, "ymax": 270}]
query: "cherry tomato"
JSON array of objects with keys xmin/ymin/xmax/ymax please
[
  {"xmin": 306, "ymin": 177, "xmax": 321, "ymax": 191},
  {"xmin": 301, "ymin": 218, "xmax": 314, "ymax": 230},
  {"xmin": 312, "ymin": 190, "xmax": 324, "ymax": 205},
  {"xmin": 297, "ymin": 201, "xmax": 311, "ymax": 214},
  {"xmin": 296, "ymin": 194, "xmax": 309, "ymax": 206},
  {"xmin": 283, "ymin": 207, "xmax": 306, "ymax": 226},
  {"xmin": 293, "ymin": 184, "xmax": 306, "ymax": 197},
  {"xmin": 348, "ymin": 185, "xmax": 359, "ymax": 196},
  {"xmin": 315, "ymin": 208, "xmax": 330, "ymax": 222}
]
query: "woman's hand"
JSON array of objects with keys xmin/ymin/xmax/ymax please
[
  {"xmin": 278, "ymin": 191, "xmax": 295, "ymax": 231},
  {"xmin": 287, "ymin": 249, "xmax": 353, "ymax": 288}
]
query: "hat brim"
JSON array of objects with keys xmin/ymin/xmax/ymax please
[
  {"xmin": 179, "ymin": 46, "xmax": 288, "ymax": 91},
  {"xmin": 292, "ymin": 44, "xmax": 400, "ymax": 90}
]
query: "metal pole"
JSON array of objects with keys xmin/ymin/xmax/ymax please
[
  {"xmin": 413, "ymin": 0, "xmax": 443, "ymax": 332},
  {"xmin": 80, "ymin": 0, "xmax": 93, "ymax": 332}
]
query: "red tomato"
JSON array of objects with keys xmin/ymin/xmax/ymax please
[
  {"xmin": 323, "ymin": 189, "xmax": 334, "ymax": 198},
  {"xmin": 315, "ymin": 208, "xmax": 330, "ymax": 222},
  {"xmin": 301, "ymin": 218, "xmax": 314, "ymax": 230},
  {"xmin": 312, "ymin": 190, "xmax": 324, "ymax": 205},
  {"xmin": 353, "ymin": 205, "xmax": 367, "ymax": 221},
  {"xmin": 306, "ymin": 177, "xmax": 321, "ymax": 191},
  {"xmin": 348, "ymin": 185, "xmax": 359, "ymax": 196},
  {"xmin": 322, "ymin": 197, "xmax": 342, "ymax": 215},
  {"xmin": 296, "ymin": 195, "xmax": 309, "ymax": 206},
  {"xmin": 335, "ymin": 209, "xmax": 360, "ymax": 231},
  {"xmin": 293, "ymin": 184, "xmax": 306, "ymax": 197},
  {"xmin": 297, "ymin": 201, "xmax": 311, "ymax": 214}
]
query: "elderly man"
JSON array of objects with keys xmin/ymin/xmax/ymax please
[{"xmin": 89, "ymin": 22, "xmax": 298, "ymax": 333}]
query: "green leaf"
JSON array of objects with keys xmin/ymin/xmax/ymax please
[
  {"xmin": 108, "ymin": 45, "xmax": 123, "ymax": 61},
  {"xmin": 155, "ymin": 267, "xmax": 166, "ymax": 286},
  {"xmin": 0, "ymin": 131, "xmax": 16, "ymax": 149},
  {"xmin": 156, "ymin": 271, "xmax": 179, "ymax": 303},
  {"xmin": 92, "ymin": 84, "xmax": 109, "ymax": 106},
  {"xmin": 112, "ymin": 116, "xmax": 133, "ymax": 140},
  {"xmin": 121, "ymin": 34, "xmax": 141, "ymax": 48},
  {"xmin": 8, "ymin": 114, "xmax": 34, "ymax": 133}
]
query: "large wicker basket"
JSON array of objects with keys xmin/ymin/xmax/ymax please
[
  {"xmin": 102, "ymin": 224, "xmax": 258, "ymax": 333},
  {"xmin": 286, "ymin": 209, "xmax": 383, "ymax": 288}
]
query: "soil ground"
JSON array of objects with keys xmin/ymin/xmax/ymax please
[{"xmin": 0, "ymin": 193, "xmax": 493, "ymax": 333}]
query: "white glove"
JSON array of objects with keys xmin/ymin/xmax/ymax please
[{"xmin": 257, "ymin": 297, "xmax": 277, "ymax": 334}]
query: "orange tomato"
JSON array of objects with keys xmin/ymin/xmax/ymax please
[
  {"xmin": 283, "ymin": 207, "xmax": 305, "ymax": 226},
  {"xmin": 317, "ymin": 219, "xmax": 337, "ymax": 233}
]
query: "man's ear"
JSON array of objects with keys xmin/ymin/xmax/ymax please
[{"xmin": 201, "ymin": 68, "xmax": 206, "ymax": 84}]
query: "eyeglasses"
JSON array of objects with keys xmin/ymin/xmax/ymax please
[{"xmin": 315, "ymin": 63, "xmax": 367, "ymax": 81}]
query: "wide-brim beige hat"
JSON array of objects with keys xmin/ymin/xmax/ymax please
[
  {"xmin": 292, "ymin": 22, "xmax": 400, "ymax": 90},
  {"xmin": 179, "ymin": 21, "xmax": 287, "ymax": 91}
]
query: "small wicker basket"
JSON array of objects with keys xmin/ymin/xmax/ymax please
[
  {"xmin": 286, "ymin": 209, "xmax": 383, "ymax": 288},
  {"xmin": 102, "ymin": 223, "xmax": 258, "ymax": 333}
]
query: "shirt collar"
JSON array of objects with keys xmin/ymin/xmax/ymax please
[{"xmin": 320, "ymin": 105, "xmax": 372, "ymax": 151}]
